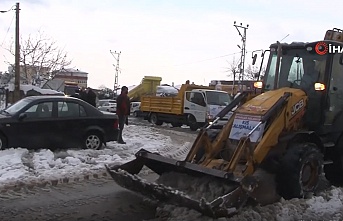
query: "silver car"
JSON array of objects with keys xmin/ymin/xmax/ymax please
[{"xmin": 98, "ymin": 99, "xmax": 116, "ymax": 113}]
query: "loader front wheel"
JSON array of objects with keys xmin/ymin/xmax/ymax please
[{"xmin": 276, "ymin": 143, "xmax": 323, "ymax": 200}]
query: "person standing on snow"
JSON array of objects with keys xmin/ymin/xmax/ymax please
[
  {"xmin": 86, "ymin": 87, "xmax": 97, "ymax": 107},
  {"xmin": 116, "ymin": 86, "xmax": 130, "ymax": 144}
]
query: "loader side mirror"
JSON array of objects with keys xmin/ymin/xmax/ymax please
[{"xmin": 252, "ymin": 54, "xmax": 257, "ymax": 65}]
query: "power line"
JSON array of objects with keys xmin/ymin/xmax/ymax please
[
  {"xmin": 1, "ymin": 12, "xmax": 15, "ymax": 47},
  {"xmin": 173, "ymin": 51, "xmax": 241, "ymax": 66}
]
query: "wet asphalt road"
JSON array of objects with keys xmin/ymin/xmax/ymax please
[{"xmin": 0, "ymin": 176, "xmax": 158, "ymax": 221}]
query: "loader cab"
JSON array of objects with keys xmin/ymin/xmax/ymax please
[{"xmin": 261, "ymin": 41, "xmax": 343, "ymax": 133}]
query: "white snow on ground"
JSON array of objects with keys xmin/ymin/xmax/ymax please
[
  {"xmin": 0, "ymin": 123, "xmax": 342, "ymax": 220},
  {"xmin": 152, "ymin": 187, "xmax": 343, "ymax": 221},
  {"xmin": 0, "ymin": 124, "xmax": 191, "ymax": 188}
]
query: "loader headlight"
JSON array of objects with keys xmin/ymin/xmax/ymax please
[
  {"xmin": 314, "ymin": 83, "xmax": 325, "ymax": 91},
  {"xmin": 253, "ymin": 81, "xmax": 263, "ymax": 89}
]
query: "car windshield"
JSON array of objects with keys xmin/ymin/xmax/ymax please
[
  {"xmin": 3, "ymin": 98, "xmax": 31, "ymax": 115},
  {"xmin": 205, "ymin": 91, "xmax": 232, "ymax": 106},
  {"xmin": 264, "ymin": 46, "xmax": 328, "ymax": 92}
]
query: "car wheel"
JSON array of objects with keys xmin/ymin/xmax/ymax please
[
  {"xmin": 0, "ymin": 134, "xmax": 7, "ymax": 150},
  {"xmin": 133, "ymin": 111, "xmax": 138, "ymax": 117},
  {"xmin": 84, "ymin": 132, "xmax": 103, "ymax": 150}
]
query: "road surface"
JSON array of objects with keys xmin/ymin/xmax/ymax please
[{"xmin": 0, "ymin": 175, "xmax": 158, "ymax": 221}]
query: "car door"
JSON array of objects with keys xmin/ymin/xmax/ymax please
[
  {"xmin": 184, "ymin": 91, "xmax": 207, "ymax": 123},
  {"xmin": 13, "ymin": 101, "xmax": 54, "ymax": 149},
  {"xmin": 55, "ymin": 101, "xmax": 87, "ymax": 147}
]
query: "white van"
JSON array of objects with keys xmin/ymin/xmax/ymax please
[{"xmin": 130, "ymin": 102, "xmax": 142, "ymax": 117}]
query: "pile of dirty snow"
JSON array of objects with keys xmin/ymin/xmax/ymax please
[
  {"xmin": 143, "ymin": 171, "xmax": 342, "ymax": 221},
  {"xmin": 156, "ymin": 172, "xmax": 238, "ymax": 202},
  {"xmin": 149, "ymin": 183, "xmax": 343, "ymax": 221},
  {"xmin": 0, "ymin": 125, "xmax": 192, "ymax": 188}
]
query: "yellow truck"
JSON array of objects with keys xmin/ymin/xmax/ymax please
[
  {"xmin": 141, "ymin": 83, "xmax": 232, "ymax": 130},
  {"xmin": 128, "ymin": 76, "xmax": 162, "ymax": 101}
]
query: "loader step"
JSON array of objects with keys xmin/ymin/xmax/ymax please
[
  {"xmin": 323, "ymin": 142, "xmax": 335, "ymax": 148},
  {"xmin": 323, "ymin": 160, "xmax": 334, "ymax": 165}
]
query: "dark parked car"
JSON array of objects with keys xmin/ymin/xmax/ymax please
[{"xmin": 0, "ymin": 96, "xmax": 119, "ymax": 150}]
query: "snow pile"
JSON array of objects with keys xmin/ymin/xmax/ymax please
[
  {"xmin": 156, "ymin": 172, "xmax": 238, "ymax": 202},
  {"xmin": 156, "ymin": 85, "xmax": 178, "ymax": 97},
  {"xmin": 0, "ymin": 125, "xmax": 192, "ymax": 188},
  {"xmin": 151, "ymin": 176, "xmax": 343, "ymax": 221},
  {"xmin": 6, "ymin": 84, "xmax": 64, "ymax": 95}
]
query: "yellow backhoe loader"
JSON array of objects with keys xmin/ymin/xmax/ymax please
[{"xmin": 105, "ymin": 28, "xmax": 343, "ymax": 218}]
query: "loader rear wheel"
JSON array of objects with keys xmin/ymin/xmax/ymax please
[
  {"xmin": 324, "ymin": 136, "xmax": 343, "ymax": 185},
  {"xmin": 276, "ymin": 143, "xmax": 323, "ymax": 200},
  {"xmin": 150, "ymin": 113, "xmax": 163, "ymax": 126}
]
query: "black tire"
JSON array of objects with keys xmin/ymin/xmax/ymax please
[
  {"xmin": 324, "ymin": 136, "xmax": 343, "ymax": 185},
  {"xmin": 276, "ymin": 142, "xmax": 323, "ymax": 199},
  {"xmin": 84, "ymin": 131, "xmax": 103, "ymax": 150},
  {"xmin": 171, "ymin": 122, "xmax": 182, "ymax": 127},
  {"xmin": 133, "ymin": 111, "xmax": 138, "ymax": 117},
  {"xmin": 0, "ymin": 133, "xmax": 7, "ymax": 150},
  {"xmin": 188, "ymin": 115, "xmax": 199, "ymax": 131},
  {"xmin": 150, "ymin": 113, "xmax": 163, "ymax": 126}
]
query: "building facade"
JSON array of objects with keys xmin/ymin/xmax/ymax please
[{"xmin": 52, "ymin": 68, "xmax": 88, "ymax": 88}]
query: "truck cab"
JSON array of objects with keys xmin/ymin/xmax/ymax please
[{"xmin": 184, "ymin": 89, "xmax": 233, "ymax": 124}]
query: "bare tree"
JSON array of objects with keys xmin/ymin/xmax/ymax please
[
  {"xmin": 226, "ymin": 57, "xmax": 240, "ymax": 82},
  {"xmin": 6, "ymin": 30, "xmax": 72, "ymax": 85},
  {"xmin": 237, "ymin": 64, "xmax": 267, "ymax": 81},
  {"xmin": 244, "ymin": 64, "xmax": 259, "ymax": 80}
]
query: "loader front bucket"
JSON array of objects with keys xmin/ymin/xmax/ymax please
[{"xmin": 105, "ymin": 148, "xmax": 273, "ymax": 218}]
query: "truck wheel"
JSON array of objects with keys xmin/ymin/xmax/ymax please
[
  {"xmin": 188, "ymin": 115, "xmax": 198, "ymax": 131},
  {"xmin": 276, "ymin": 142, "xmax": 323, "ymax": 199},
  {"xmin": 150, "ymin": 113, "xmax": 163, "ymax": 126},
  {"xmin": 133, "ymin": 111, "xmax": 138, "ymax": 117}
]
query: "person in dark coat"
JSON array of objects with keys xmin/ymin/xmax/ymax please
[
  {"xmin": 86, "ymin": 87, "xmax": 97, "ymax": 107},
  {"xmin": 116, "ymin": 86, "xmax": 130, "ymax": 144},
  {"xmin": 70, "ymin": 88, "xmax": 80, "ymax": 98},
  {"xmin": 79, "ymin": 87, "xmax": 87, "ymax": 102}
]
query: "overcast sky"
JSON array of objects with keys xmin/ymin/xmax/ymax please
[{"xmin": 1, "ymin": 0, "xmax": 342, "ymax": 89}]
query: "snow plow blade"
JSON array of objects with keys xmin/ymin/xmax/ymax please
[{"xmin": 105, "ymin": 148, "xmax": 270, "ymax": 218}]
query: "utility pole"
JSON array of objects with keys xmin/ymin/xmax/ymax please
[
  {"xmin": 110, "ymin": 50, "xmax": 121, "ymax": 98},
  {"xmin": 14, "ymin": 2, "xmax": 20, "ymax": 102},
  {"xmin": 233, "ymin": 21, "xmax": 248, "ymax": 92}
]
